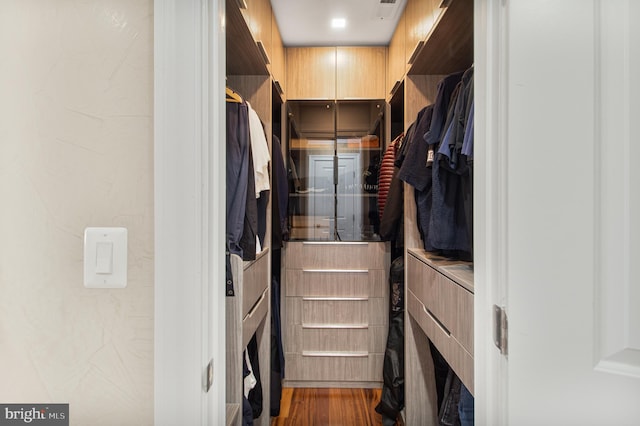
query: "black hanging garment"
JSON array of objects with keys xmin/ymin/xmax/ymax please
[
  {"xmin": 246, "ymin": 334, "xmax": 263, "ymax": 420},
  {"xmin": 375, "ymin": 256, "xmax": 405, "ymax": 425}
]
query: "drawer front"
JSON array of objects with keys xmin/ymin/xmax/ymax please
[
  {"xmin": 285, "ymin": 318, "xmax": 387, "ymax": 354},
  {"xmin": 285, "ymin": 352, "xmax": 384, "ymax": 382},
  {"xmin": 302, "ymin": 299, "xmax": 369, "ymax": 325},
  {"xmin": 407, "ymin": 254, "xmax": 473, "ymax": 354},
  {"xmin": 288, "ymin": 298, "xmax": 386, "ymax": 327},
  {"xmin": 285, "ymin": 241, "xmax": 387, "ymax": 269},
  {"xmin": 242, "ymin": 252, "xmax": 269, "ymax": 318},
  {"xmin": 301, "ymin": 328, "xmax": 370, "ymax": 352},
  {"xmin": 407, "ymin": 289, "xmax": 474, "ymax": 393},
  {"xmin": 285, "ymin": 269, "xmax": 385, "ymax": 298},
  {"xmin": 242, "ymin": 287, "xmax": 269, "ymax": 348}
]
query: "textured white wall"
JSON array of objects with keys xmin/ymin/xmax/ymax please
[{"xmin": 0, "ymin": 1, "xmax": 154, "ymax": 424}]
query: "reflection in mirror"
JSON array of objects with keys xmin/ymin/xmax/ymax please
[{"xmin": 287, "ymin": 100, "xmax": 384, "ymax": 241}]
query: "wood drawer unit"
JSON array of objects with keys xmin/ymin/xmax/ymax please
[
  {"xmin": 406, "ymin": 251, "xmax": 474, "ymax": 392},
  {"xmin": 283, "ymin": 241, "xmax": 389, "ymax": 385}
]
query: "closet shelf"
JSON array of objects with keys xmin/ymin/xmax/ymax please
[
  {"xmin": 226, "ymin": 0, "xmax": 269, "ymax": 76},
  {"xmin": 408, "ymin": 0, "xmax": 474, "ymax": 75}
]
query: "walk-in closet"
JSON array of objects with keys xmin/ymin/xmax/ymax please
[{"xmin": 223, "ymin": 0, "xmax": 474, "ymax": 424}]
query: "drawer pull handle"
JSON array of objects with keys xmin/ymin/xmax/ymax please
[
  {"xmin": 423, "ymin": 305, "xmax": 451, "ymax": 337},
  {"xmin": 243, "ymin": 289, "xmax": 267, "ymax": 322},
  {"xmin": 302, "ymin": 297, "xmax": 368, "ymax": 301},
  {"xmin": 302, "ymin": 351, "xmax": 368, "ymax": 358},
  {"xmin": 302, "ymin": 242, "xmax": 369, "ymax": 246},
  {"xmin": 302, "ymin": 269, "xmax": 368, "ymax": 274},
  {"xmin": 302, "ymin": 323, "xmax": 368, "ymax": 329}
]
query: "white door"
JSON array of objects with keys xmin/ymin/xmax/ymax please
[{"xmin": 476, "ymin": 1, "xmax": 640, "ymax": 424}]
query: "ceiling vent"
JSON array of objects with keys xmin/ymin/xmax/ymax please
[{"xmin": 375, "ymin": 0, "xmax": 400, "ymax": 19}]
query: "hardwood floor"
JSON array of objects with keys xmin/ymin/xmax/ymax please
[{"xmin": 271, "ymin": 388, "xmax": 386, "ymax": 426}]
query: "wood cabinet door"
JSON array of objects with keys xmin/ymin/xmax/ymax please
[
  {"xmin": 286, "ymin": 47, "xmax": 336, "ymax": 100},
  {"xmin": 336, "ymin": 47, "xmax": 386, "ymax": 99},
  {"xmin": 387, "ymin": 12, "xmax": 406, "ymax": 96}
]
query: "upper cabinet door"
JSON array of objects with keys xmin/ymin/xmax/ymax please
[
  {"xmin": 286, "ymin": 47, "xmax": 337, "ymax": 100},
  {"xmin": 336, "ymin": 47, "xmax": 387, "ymax": 100}
]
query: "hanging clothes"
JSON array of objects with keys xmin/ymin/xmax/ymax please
[
  {"xmin": 271, "ymin": 135, "xmax": 289, "ymax": 248},
  {"xmin": 429, "ymin": 67, "xmax": 474, "ymax": 258},
  {"xmin": 247, "ymin": 102, "xmax": 271, "ymax": 196},
  {"xmin": 226, "ymin": 96, "xmax": 250, "ymax": 260},
  {"xmin": 397, "ymin": 105, "xmax": 434, "ymax": 191},
  {"xmin": 226, "ymin": 90, "xmax": 272, "ymax": 265},
  {"xmin": 378, "ymin": 134, "xmax": 402, "ymax": 221}
]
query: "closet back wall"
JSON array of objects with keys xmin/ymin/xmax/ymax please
[{"xmin": 0, "ymin": 1, "xmax": 154, "ymax": 424}]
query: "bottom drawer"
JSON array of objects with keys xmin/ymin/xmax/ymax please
[
  {"xmin": 285, "ymin": 352, "xmax": 383, "ymax": 382},
  {"xmin": 407, "ymin": 288, "xmax": 474, "ymax": 393}
]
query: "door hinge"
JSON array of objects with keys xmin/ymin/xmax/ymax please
[
  {"xmin": 205, "ymin": 359, "xmax": 214, "ymax": 392},
  {"xmin": 493, "ymin": 305, "xmax": 508, "ymax": 355}
]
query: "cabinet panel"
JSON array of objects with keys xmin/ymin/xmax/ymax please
[
  {"xmin": 286, "ymin": 47, "xmax": 336, "ymax": 99},
  {"xmin": 336, "ymin": 47, "xmax": 386, "ymax": 99}
]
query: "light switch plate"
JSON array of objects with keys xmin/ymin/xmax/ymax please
[{"xmin": 84, "ymin": 227, "xmax": 127, "ymax": 288}]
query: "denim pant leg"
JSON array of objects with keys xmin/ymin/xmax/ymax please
[{"xmin": 458, "ymin": 383, "xmax": 474, "ymax": 426}]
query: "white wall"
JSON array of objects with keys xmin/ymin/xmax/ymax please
[{"xmin": 0, "ymin": 1, "xmax": 154, "ymax": 424}]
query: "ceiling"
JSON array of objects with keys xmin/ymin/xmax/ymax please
[{"xmin": 270, "ymin": 0, "xmax": 407, "ymax": 47}]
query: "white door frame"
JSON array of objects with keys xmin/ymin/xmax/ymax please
[
  {"xmin": 154, "ymin": 0, "xmax": 226, "ymax": 423},
  {"xmin": 474, "ymin": 0, "xmax": 509, "ymax": 424}
]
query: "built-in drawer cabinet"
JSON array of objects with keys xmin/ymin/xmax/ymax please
[
  {"xmin": 406, "ymin": 250, "xmax": 474, "ymax": 392},
  {"xmin": 283, "ymin": 241, "xmax": 389, "ymax": 385}
]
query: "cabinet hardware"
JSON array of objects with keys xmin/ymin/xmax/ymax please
[
  {"xmin": 493, "ymin": 305, "xmax": 508, "ymax": 355},
  {"xmin": 302, "ymin": 296, "xmax": 368, "ymax": 301},
  {"xmin": 302, "ymin": 268, "xmax": 368, "ymax": 274},
  {"xmin": 205, "ymin": 359, "xmax": 213, "ymax": 392}
]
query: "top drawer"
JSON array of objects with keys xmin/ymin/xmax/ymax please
[
  {"xmin": 407, "ymin": 253, "xmax": 474, "ymax": 355},
  {"xmin": 285, "ymin": 241, "xmax": 387, "ymax": 270}
]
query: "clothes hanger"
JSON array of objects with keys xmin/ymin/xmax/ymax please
[{"xmin": 226, "ymin": 86, "xmax": 243, "ymax": 103}]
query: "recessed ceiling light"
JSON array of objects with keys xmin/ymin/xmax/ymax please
[{"xmin": 331, "ymin": 18, "xmax": 346, "ymax": 29}]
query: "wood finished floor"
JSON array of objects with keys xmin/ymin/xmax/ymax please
[{"xmin": 271, "ymin": 388, "xmax": 386, "ymax": 426}]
